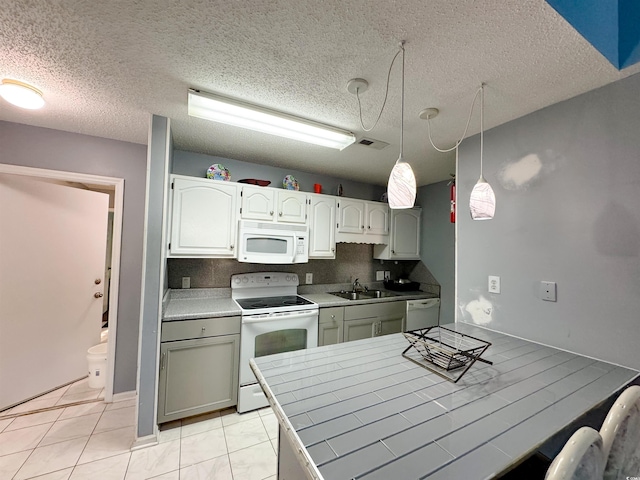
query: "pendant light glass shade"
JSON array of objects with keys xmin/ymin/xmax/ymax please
[
  {"xmin": 469, "ymin": 84, "xmax": 495, "ymax": 220},
  {"xmin": 469, "ymin": 175, "xmax": 495, "ymax": 219},
  {"xmin": 387, "ymin": 42, "xmax": 416, "ymax": 209},
  {"xmin": 388, "ymin": 154, "xmax": 416, "ymax": 208}
]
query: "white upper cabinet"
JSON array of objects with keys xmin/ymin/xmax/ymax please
[
  {"xmin": 373, "ymin": 207, "xmax": 421, "ymax": 260},
  {"xmin": 336, "ymin": 199, "xmax": 389, "ymax": 244},
  {"xmin": 169, "ymin": 175, "xmax": 238, "ymax": 257},
  {"xmin": 240, "ymin": 185, "xmax": 308, "ymax": 224},
  {"xmin": 309, "ymin": 195, "xmax": 336, "ymax": 258}
]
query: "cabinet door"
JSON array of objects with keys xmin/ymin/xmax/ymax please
[
  {"xmin": 278, "ymin": 191, "xmax": 308, "ymax": 224},
  {"xmin": 170, "ymin": 177, "xmax": 238, "ymax": 256},
  {"xmin": 366, "ymin": 202, "xmax": 390, "ymax": 235},
  {"xmin": 318, "ymin": 307, "xmax": 343, "ymax": 346},
  {"xmin": 379, "ymin": 315, "xmax": 404, "ymax": 336},
  {"xmin": 391, "ymin": 208, "xmax": 421, "ymax": 258},
  {"xmin": 241, "ymin": 185, "xmax": 275, "ymax": 221},
  {"xmin": 158, "ymin": 334, "xmax": 240, "ymax": 424},
  {"xmin": 309, "ymin": 195, "xmax": 336, "ymax": 259},
  {"xmin": 337, "ymin": 199, "xmax": 365, "ymax": 234},
  {"xmin": 343, "ymin": 317, "xmax": 377, "ymax": 342}
]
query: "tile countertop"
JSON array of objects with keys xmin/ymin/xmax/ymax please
[
  {"xmin": 250, "ymin": 323, "xmax": 639, "ymax": 480},
  {"xmin": 162, "ymin": 287, "xmax": 437, "ymax": 321}
]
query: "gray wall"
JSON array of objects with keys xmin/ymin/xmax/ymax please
[
  {"xmin": 173, "ymin": 150, "xmax": 385, "ymax": 201},
  {"xmin": 417, "ymin": 181, "xmax": 455, "ymax": 324},
  {"xmin": 137, "ymin": 115, "xmax": 171, "ymax": 438},
  {"xmin": 0, "ymin": 121, "xmax": 147, "ymax": 393},
  {"xmin": 457, "ymin": 73, "xmax": 640, "ymax": 370}
]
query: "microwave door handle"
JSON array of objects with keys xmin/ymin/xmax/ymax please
[{"xmin": 290, "ymin": 234, "xmax": 297, "ymax": 263}]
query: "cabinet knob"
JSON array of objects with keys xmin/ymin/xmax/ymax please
[
  {"xmin": 331, "ymin": 248, "xmax": 335, "ymax": 252},
  {"xmin": 279, "ymin": 212, "xmax": 283, "ymax": 217},
  {"xmin": 201, "ymin": 327, "xmax": 206, "ymax": 333},
  {"xmin": 230, "ymin": 245, "xmax": 234, "ymax": 249},
  {"xmin": 368, "ymin": 226, "xmax": 371, "ymax": 229},
  {"xmin": 270, "ymin": 211, "xmax": 274, "ymax": 215},
  {"xmin": 331, "ymin": 315, "xmax": 335, "ymax": 319},
  {"xmin": 392, "ymin": 250, "xmax": 395, "ymax": 254}
]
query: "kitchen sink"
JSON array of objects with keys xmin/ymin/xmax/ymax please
[{"xmin": 329, "ymin": 290, "xmax": 399, "ymax": 300}]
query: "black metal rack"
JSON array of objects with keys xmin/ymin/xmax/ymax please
[{"xmin": 402, "ymin": 326, "xmax": 492, "ymax": 383}]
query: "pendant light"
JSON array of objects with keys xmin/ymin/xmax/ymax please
[
  {"xmin": 469, "ymin": 84, "xmax": 496, "ymax": 220},
  {"xmin": 387, "ymin": 41, "xmax": 416, "ymax": 209}
]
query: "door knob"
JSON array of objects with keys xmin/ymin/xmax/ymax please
[
  {"xmin": 95, "ymin": 279, "xmax": 102, "ymax": 284},
  {"xmin": 94, "ymin": 292, "xmax": 104, "ymax": 298}
]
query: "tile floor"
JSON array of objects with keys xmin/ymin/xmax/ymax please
[{"xmin": 0, "ymin": 379, "xmax": 278, "ymax": 479}]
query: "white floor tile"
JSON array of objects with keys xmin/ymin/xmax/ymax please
[
  {"xmin": 260, "ymin": 413, "xmax": 279, "ymax": 440},
  {"xmin": 105, "ymin": 398, "xmax": 137, "ymax": 411},
  {"xmin": 5, "ymin": 409, "xmax": 63, "ymax": 432},
  {"xmin": 0, "ymin": 417, "xmax": 14, "ymax": 432},
  {"xmin": 180, "ymin": 454, "xmax": 233, "ymax": 480},
  {"xmin": 0, "ymin": 422, "xmax": 51, "ymax": 456},
  {"xmin": 0, "ymin": 407, "xmax": 14, "ymax": 418},
  {"xmin": 181, "ymin": 412, "xmax": 222, "ymax": 438},
  {"xmin": 124, "ymin": 439, "xmax": 180, "ymax": 480},
  {"xmin": 39, "ymin": 413, "xmax": 101, "ymax": 447},
  {"xmin": 27, "ymin": 467, "xmax": 73, "ymax": 479},
  {"xmin": 0, "ymin": 450, "xmax": 31, "ymax": 479},
  {"xmin": 37, "ymin": 384, "xmax": 71, "ymax": 401},
  {"xmin": 64, "ymin": 378, "xmax": 93, "ymax": 397},
  {"xmin": 257, "ymin": 407, "xmax": 274, "ymax": 417},
  {"xmin": 94, "ymin": 406, "xmax": 136, "ymax": 434},
  {"xmin": 58, "ymin": 401, "xmax": 106, "ymax": 421},
  {"xmin": 55, "ymin": 390, "xmax": 101, "ymax": 406},
  {"xmin": 11, "ymin": 397, "xmax": 59, "ymax": 415},
  {"xmin": 69, "ymin": 452, "xmax": 130, "ymax": 480},
  {"xmin": 224, "ymin": 417, "xmax": 269, "ymax": 453},
  {"xmin": 77, "ymin": 426, "xmax": 135, "ymax": 465},
  {"xmin": 14, "ymin": 436, "xmax": 88, "ymax": 480},
  {"xmin": 228, "ymin": 440, "xmax": 277, "ymax": 480},
  {"xmin": 158, "ymin": 421, "xmax": 181, "ymax": 444},
  {"xmin": 180, "ymin": 428, "xmax": 228, "ymax": 468},
  {"xmin": 270, "ymin": 438, "xmax": 278, "ymax": 456},
  {"xmin": 220, "ymin": 408, "xmax": 260, "ymax": 427},
  {"xmin": 147, "ymin": 470, "xmax": 179, "ymax": 480}
]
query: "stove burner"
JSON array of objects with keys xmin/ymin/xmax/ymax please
[{"xmin": 236, "ymin": 295, "xmax": 314, "ymax": 311}]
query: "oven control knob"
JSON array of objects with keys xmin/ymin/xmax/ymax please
[
  {"xmin": 233, "ymin": 277, "xmax": 241, "ymax": 284},
  {"xmin": 286, "ymin": 275, "xmax": 291, "ymax": 282},
  {"xmin": 242, "ymin": 276, "xmax": 249, "ymax": 283}
]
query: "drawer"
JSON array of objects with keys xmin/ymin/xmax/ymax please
[
  {"xmin": 319, "ymin": 307, "xmax": 344, "ymax": 324},
  {"xmin": 161, "ymin": 316, "xmax": 241, "ymax": 342}
]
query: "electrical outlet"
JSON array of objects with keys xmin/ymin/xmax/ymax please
[
  {"xmin": 305, "ymin": 273, "xmax": 313, "ymax": 284},
  {"xmin": 376, "ymin": 271, "xmax": 385, "ymax": 281},
  {"xmin": 488, "ymin": 275, "xmax": 500, "ymax": 294},
  {"xmin": 540, "ymin": 281, "xmax": 557, "ymax": 302},
  {"xmin": 181, "ymin": 277, "xmax": 190, "ymax": 289},
  {"xmin": 384, "ymin": 271, "xmax": 391, "ymax": 279}
]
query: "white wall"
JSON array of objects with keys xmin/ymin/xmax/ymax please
[{"xmin": 457, "ymin": 73, "xmax": 640, "ymax": 370}]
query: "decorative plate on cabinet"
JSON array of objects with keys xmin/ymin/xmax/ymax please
[
  {"xmin": 282, "ymin": 175, "xmax": 299, "ymax": 190},
  {"xmin": 206, "ymin": 164, "xmax": 230, "ymax": 181}
]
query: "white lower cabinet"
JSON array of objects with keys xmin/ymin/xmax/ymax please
[
  {"xmin": 158, "ymin": 316, "xmax": 240, "ymax": 423},
  {"xmin": 319, "ymin": 301, "xmax": 405, "ymax": 345}
]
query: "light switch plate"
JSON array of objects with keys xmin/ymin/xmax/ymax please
[
  {"xmin": 541, "ymin": 281, "xmax": 557, "ymax": 301},
  {"xmin": 305, "ymin": 273, "xmax": 313, "ymax": 284},
  {"xmin": 488, "ymin": 275, "xmax": 500, "ymax": 294},
  {"xmin": 376, "ymin": 271, "xmax": 385, "ymax": 281},
  {"xmin": 182, "ymin": 277, "xmax": 190, "ymax": 289}
]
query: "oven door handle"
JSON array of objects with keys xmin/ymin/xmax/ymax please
[{"xmin": 242, "ymin": 310, "xmax": 318, "ymax": 323}]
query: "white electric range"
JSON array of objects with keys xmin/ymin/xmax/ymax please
[{"xmin": 231, "ymin": 272, "xmax": 318, "ymax": 413}]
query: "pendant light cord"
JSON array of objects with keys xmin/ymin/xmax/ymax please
[
  {"xmin": 356, "ymin": 45, "xmax": 404, "ymax": 132},
  {"xmin": 426, "ymin": 85, "xmax": 483, "ymax": 153},
  {"xmin": 480, "ymin": 83, "xmax": 484, "ymax": 177}
]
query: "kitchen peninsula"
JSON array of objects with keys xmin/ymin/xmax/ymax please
[{"xmin": 250, "ymin": 323, "xmax": 638, "ymax": 479}]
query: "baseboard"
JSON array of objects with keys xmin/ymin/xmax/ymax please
[
  {"xmin": 131, "ymin": 433, "xmax": 158, "ymax": 451},
  {"xmin": 111, "ymin": 390, "xmax": 137, "ymax": 402}
]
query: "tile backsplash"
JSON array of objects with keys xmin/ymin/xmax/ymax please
[{"xmin": 167, "ymin": 243, "xmax": 435, "ymax": 289}]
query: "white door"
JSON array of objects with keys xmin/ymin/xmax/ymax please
[{"xmin": 0, "ymin": 174, "xmax": 109, "ymax": 410}]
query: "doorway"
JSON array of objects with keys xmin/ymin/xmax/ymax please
[{"xmin": 0, "ymin": 163, "xmax": 124, "ymax": 409}]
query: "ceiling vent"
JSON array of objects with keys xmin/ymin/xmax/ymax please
[{"xmin": 356, "ymin": 137, "xmax": 390, "ymax": 150}]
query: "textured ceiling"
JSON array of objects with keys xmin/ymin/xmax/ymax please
[{"xmin": 1, "ymin": 1, "xmax": 639, "ymax": 187}]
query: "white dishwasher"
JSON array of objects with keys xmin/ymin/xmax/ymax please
[{"xmin": 405, "ymin": 298, "xmax": 440, "ymax": 331}]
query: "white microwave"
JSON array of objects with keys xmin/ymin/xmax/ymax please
[{"xmin": 237, "ymin": 221, "xmax": 309, "ymax": 264}]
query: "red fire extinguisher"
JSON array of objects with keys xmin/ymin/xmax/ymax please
[{"xmin": 449, "ymin": 174, "xmax": 456, "ymax": 223}]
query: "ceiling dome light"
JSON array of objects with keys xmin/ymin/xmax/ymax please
[{"xmin": 0, "ymin": 79, "xmax": 45, "ymax": 109}]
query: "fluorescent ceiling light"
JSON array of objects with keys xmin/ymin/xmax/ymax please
[
  {"xmin": 0, "ymin": 79, "xmax": 45, "ymax": 109},
  {"xmin": 188, "ymin": 89, "xmax": 356, "ymax": 150}
]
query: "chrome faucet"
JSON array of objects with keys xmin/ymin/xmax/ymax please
[{"xmin": 352, "ymin": 278, "xmax": 368, "ymax": 293}]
